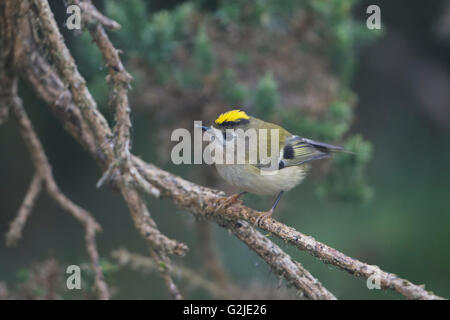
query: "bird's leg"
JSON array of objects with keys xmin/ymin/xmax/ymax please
[
  {"xmin": 255, "ymin": 191, "xmax": 284, "ymax": 226},
  {"xmin": 216, "ymin": 191, "xmax": 248, "ymax": 211}
]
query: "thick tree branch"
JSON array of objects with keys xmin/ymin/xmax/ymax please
[
  {"xmin": 133, "ymin": 158, "xmax": 444, "ymax": 300},
  {"xmin": 217, "ymin": 217, "xmax": 337, "ymax": 300}
]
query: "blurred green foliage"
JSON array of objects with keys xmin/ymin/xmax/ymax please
[
  {"xmin": 194, "ymin": 24, "xmax": 215, "ymax": 75},
  {"xmin": 253, "ymin": 72, "xmax": 279, "ymax": 117},
  {"xmin": 105, "ymin": 0, "xmax": 194, "ymax": 81},
  {"xmin": 219, "ymin": 69, "xmax": 249, "ymax": 105}
]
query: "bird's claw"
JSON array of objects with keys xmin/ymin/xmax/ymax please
[
  {"xmin": 216, "ymin": 192, "xmax": 245, "ymax": 211},
  {"xmin": 254, "ymin": 209, "xmax": 273, "ymax": 227}
]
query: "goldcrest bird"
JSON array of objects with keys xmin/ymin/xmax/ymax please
[{"xmin": 202, "ymin": 109, "xmax": 346, "ymax": 225}]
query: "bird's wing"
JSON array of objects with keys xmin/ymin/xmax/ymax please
[{"xmin": 278, "ymin": 135, "xmax": 344, "ymax": 169}]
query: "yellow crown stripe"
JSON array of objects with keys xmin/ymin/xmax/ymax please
[{"xmin": 215, "ymin": 109, "xmax": 249, "ymax": 125}]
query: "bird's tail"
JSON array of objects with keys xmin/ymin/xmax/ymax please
[{"xmin": 302, "ymin": 138, "xmax": 354, "ymax": 154}]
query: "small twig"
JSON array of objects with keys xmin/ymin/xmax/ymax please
[
  {"xmin": 10, "ymin": 84, "xmax": 110, "ymax": 300},
  {"xmin": 6, "ymin": 174, "xmax": 42, "ymax": 247},
  {"xmin": 150, "ymin": 249, "xmax": 184, "ymax": 300},
  {"xmin": 77, "ymin": 0, "xmax": 133, "ymax": 176},
  {"xmin": 95, "ymin": 161, "xmax": 116, "ymax": 188},
  {"xmin": 112, "ymin": 248, "xmax": 231, "ymax": 299},
  {"xmin": 5, "ymin": 173, "xmax": 42, "ymax": 247},
  {"xmin": 87, "ymin": 15, "xmax": 160, "ymax": 198},
  {"xmin": 129, "ymin": 166, "xmax": 161, "ymax": 198},
  {"xmin": 75, "ymin": 0, "xmax": 121, "ymax": 30},
  {"xmin": 119, "ymin": 174, "xmax": 188, "ymax": 256}
]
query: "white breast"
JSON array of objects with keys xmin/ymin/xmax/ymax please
[{"xmin": 215, "ymin": 164, "xmax": 306, "ymax": 196}]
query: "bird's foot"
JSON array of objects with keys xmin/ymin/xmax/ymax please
[
  {"xmin": 254, "ymin": 209, "xmax": 273, "ymax": 227},
  {"xmin": 216, "ymin": 192, "xmax": 247, "ymax": 211}
]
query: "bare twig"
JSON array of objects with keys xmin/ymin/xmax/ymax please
[
  {"xmin": 85, "ymin": 9, "xmax": 132, "ymax": 165},
  {"xmin": 85, "ymin": 10, "xmax": 133, "ymax": 184},
  {"xmin": 149, "ymin": 249, "xmax": 184, "ymax": 300},
  {"xmin": 112, "ymin": 248, "xmax": 231, "ymax": 299},
  {"xmin": 5, "ymin": 173, "xmax": 42, "ymax": 246},
  {"xmin": 81, "ymin": 1, "xmax": 160, "ymax": 198},
  {"xmin": 9, "ymin": 81, "xmax": 110, "ymax": 300},
  {"xmin": 13, "ymin": 259, "xmax": 62, "ymax": 300},
  {"xmin": 80, "ymin": 1, "xmax": 159, "ymax": 196},
  {"xmin": 118, "ymin": 174, "xmax": 187, "ymax": 256},
  {"xmin": 76, "ymin": 0, "xmax": 121, "ymax": 30}
]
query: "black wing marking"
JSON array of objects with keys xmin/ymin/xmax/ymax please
[{"xmin": 279, "ymin": 136, "xmax": 344, "ymax": 168}]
